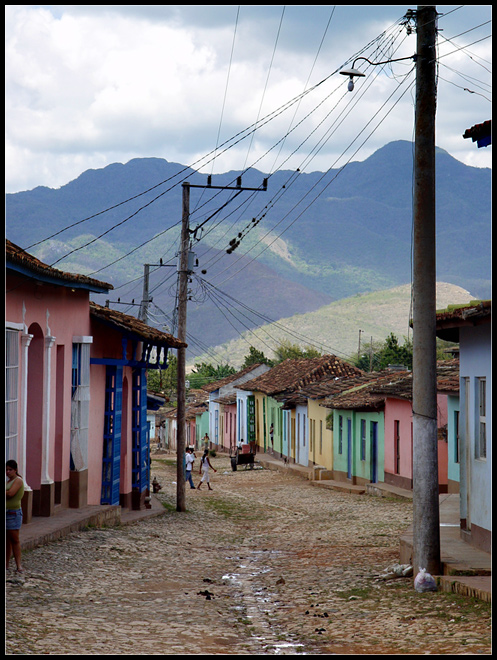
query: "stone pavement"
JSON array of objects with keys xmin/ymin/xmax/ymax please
[
  {"xmin": 17, "ymin": 451, "xmax": 491, "ymax": 603},
  {"xmin": 7, "ymin": 454, "xmax": 491, "ymax": 655},
  {"xmin": 250, "ymin": 453, "xmax": 491, "ymax": 603}
]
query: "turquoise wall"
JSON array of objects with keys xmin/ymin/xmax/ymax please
[{"xmin": 333, "ymin": 409, "xmax": 384, "ymax": 482}]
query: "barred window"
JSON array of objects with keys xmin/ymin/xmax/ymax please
[{"xmin": 5, "ymin": 329, "xmax": 19, "ymax": 461}]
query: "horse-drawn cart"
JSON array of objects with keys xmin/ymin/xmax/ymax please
[{"xmin": 230, "ymin": 444, "xmax": 255, "ymax": 471}]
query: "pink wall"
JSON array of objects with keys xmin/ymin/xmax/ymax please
[
  {"xmin": 223, "ymin": 405, "xmax": 237, "ymax": 452},
  {"xmin": 383, "ymin": 394, "xmax": 449, "ymax": 490},
  {"xmin": 7, "ymin": 273, "xmax": 91, "ymax": 491},
  {"xmin": 437, "ymin": 394, "xmax": 448, "ymax": 487},
  {"xmin": 384, "ymin": 398, "xmax": 413, "ymax": 485}
]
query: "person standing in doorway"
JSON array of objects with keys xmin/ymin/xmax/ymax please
[
  {"xmin": 269, "ymin": 423, "xmax": 274, "ymax": 454},
  {"xmin": 185, "ymin": 447, "xmax": 196, "ymax": 490},
  {"xmin": 6, "ymin": 460, "xmax": 24, "ymax": 574},
  {"xmin": 197, "ymin": 450, "xmax": 216, "ymax": 491}
]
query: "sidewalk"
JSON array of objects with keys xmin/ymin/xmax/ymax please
[
  {"xmin": 19, "ymin": 494, "xmax": 165, "ymax": 552},
  {"xmin": 256, "ymin": 453, "xmax": 491, "ymax": 603}
]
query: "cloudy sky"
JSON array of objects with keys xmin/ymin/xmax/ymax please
[{"xmin": 5, "ymin": 5, "xmax": 492, "ymax": 193}]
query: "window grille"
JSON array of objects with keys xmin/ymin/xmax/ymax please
[{"xmin": 5, "ymin": 329, "xmax": 19, "ymax": 461}]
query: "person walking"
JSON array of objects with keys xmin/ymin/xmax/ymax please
[
  {"xmin": 197, "ymin": 450, "xmax": 216, "ymax": 491},
  {"xmin": 185, "ymin": 447, "xmax": 196, "ymax": 489},
  {"xmin": 6, "ymin": 460, "xmax": 24, "ymax": 574}
]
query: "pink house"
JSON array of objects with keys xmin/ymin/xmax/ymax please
[
  {"xmin": 383, "ymin": 393, "xmax": 449, "ymax": 492},
  {"xmin": 376, "ymin": 361, "xmax": 458, "ymax": 493},
  {"xmin": 6, "ymin": 240, "xmax": 185, "ymax": 522},
  {"xmin": 215, "ymin": 392, "xmax": 236, "ymax": 453}
]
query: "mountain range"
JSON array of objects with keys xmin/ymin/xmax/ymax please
[{"xmin": 6, "ymin": 140, "xmax": 490, "ymax": 360}]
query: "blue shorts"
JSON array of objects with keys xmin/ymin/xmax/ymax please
[{"xmin": 6, "ymin": 508, "xmax": 23, "ymax": 531}]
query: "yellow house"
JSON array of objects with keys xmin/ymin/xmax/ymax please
[
  {"xmin": 307, "ymin": 397, "xmax": 333, "ymax": 471},
  {"xmin": 239, "ymin": 355, "xmax": 364, "ymax": 466}
]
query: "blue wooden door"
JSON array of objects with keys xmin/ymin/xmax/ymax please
[
  {"xmin": 371, "ymin": 421, "xmax": 378, "ymax": 483},
  {"xmin": 347, "ymin": 418, "xmax": 352, "ymax": 479},
  {"xmin": 101, "ymin": 365, "xmax": 123, "ymax": 505},
  {"xmin": 132, "ymin": 368, "xmax": 149, "ymax": 494}
]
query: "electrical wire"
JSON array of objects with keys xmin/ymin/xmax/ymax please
[
  {"xmin": 199, "ymin": 276, "xmax": 356, "ymax": 361},
  {"xmin": 211, "ymin": 64, "xmax": 417, "ymax": 287},
  {"xmin": 242, "ymin": 6, "xmax": 286, "ymax": 171},
  {"xmin": 46, "ymin": 15, "xmax": 407, "ymax": 275}
]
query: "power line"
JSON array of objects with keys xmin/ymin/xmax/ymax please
[{"xmin": 199, "ymin": 277, "xmax": 356, "ymax": 362}]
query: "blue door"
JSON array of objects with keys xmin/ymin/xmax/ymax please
[
  {"xmin": 347, "ymin": 418, "xmax": 352, "ymax": 479},
  {"xmin": 101, "ymin": 365, "xmax": 123, "ymax": 505},
  {"xmin": 132, "ymin": 368, "xmax": 149, "ymax": 494},
  {"xmin": 371, "ymin": 421, "xmax": 378, "ymax": 483}
]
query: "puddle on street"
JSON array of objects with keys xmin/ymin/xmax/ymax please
[{"xmin": 223, "ymin": 549, "xmax": 309, "ymax": 655}]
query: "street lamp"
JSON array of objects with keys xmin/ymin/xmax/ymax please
[
  {"xmin": 340, "ymin": 54, "xmax": 416, "ymax": 91},
  {"xmin": 340, "ymin": 7, "xmax": 441, "ymax": 578}
]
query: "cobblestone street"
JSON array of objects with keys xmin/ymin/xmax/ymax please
[{"xmin": 6, "ymin": 454, "xmax": 492, "ymax": 655}]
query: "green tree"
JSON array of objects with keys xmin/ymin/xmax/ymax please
[
  {"xmin": 241, "ymin": 346, "xmax": 273, "ymax": 369},
  {"xmin": 436, "ymin": 337, "xmax": 458, "ymax": 360},
  {"xmin": 378, "ymin": 333, "xmax": 413, "ymax": 370},
  {"xmin": 355, "ymin": 334, "xmax": 412, "ymax": 372},
  {"xmin": 273, "ymin": 340, "xmax": 322, "ymax": 364},
  {"xmin": 188, "ymin": 362, "xmax": 236, "ymax": 389},
  {"xmin": 147, "ymin": 353, "xmax": 177, "ymax": 396}
]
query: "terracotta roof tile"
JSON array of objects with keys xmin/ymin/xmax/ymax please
[
  {"xmin": 323, "ymin": 371, "xmax": 402, "ymax": 410},
  {"xmin": 238, "ymin": 355, "xmax": 362, "ymax": 397},
  {"xmin": 90, "ymin": 301, "xmax": 186, "ymax": 349},
  {"xmin": 6, "ymin": 239, "xmax": 113, "ymax": 292},
  {"xmin": 436, "ymin": 301, "xmax": 491, "ymax": 342},
  {"xmin": 325, "ymin": 360, "xmax": 460, "ymax": 410}
]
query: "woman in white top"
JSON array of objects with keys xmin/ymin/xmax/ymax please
[{"xmin": 197, "ymin": 451, "xmax": 216, "ymax": 491}]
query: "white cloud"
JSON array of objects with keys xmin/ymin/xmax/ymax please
[{"xmin": 5, "ymin": 5, "xmax": 492, "ymax": 193}]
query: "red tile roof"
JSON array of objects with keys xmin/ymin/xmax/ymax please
[
  {"xmin": 90, "ymin": 301, "xmax": 186, "ymax": 349},
  {"xmin": 463, "ymin": 120, "xmax": 491, "ymax": 145},
  {"xmin": 238, "ymin": 355, "xmax": 362, "ymax": 397},
  {"xmin": 436, "ymin": 300, "xmax": 491, "ymax": 342},
  {"xmin": 6, "ymin": 239, "xmax": 113, "ymax": 292},
  {"xmin": 323, "ymin": 371, "xmax": 408, "ymax": 410},
  {"xmin": 324, "ymin": 360, "xmax": 459, "ymax": 410}
]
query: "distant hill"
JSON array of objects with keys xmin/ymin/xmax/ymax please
[
  {"xmin": 202, "ymin": 281, "xmax": 475, "ymax": 368},
  {"xmin": 5, "ymin": 141, "xmax": 490, "ymax": 359}
]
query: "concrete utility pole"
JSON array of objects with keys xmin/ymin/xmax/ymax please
[
  {"xmin": 139, "ymin": 264, "xmax": 150, "ymax": 323},
  {"xmin": 412, "ymin": 5, "xmax": 441, "ymax": 576},
  {"xmin": 176, "ymin": 177, "xmax": 267, "ymax": 512}
]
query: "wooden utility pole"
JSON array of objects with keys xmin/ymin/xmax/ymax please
[
  {"xmin": 357, "ymin": 329, "xmax": 363, "ymax": 363},
  {"xmin": 175, "ymin": 177, "xmax": 267, "ymax": 512},
  {"xmin": 412, "ymin": 5, "xmax": 441, "ymax": 576},
  {"xmin": 176, "ymin": 183, "xmax": 190, "ymax": 512}
]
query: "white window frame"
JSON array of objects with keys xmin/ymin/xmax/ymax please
[
  {"xmin": 475, "ymin": 377, "xmax": 486, "ymax": 460},
  {"xmin": 5, "ymin": 328, "xmax": 20, "ymax": 461},
  {"xmin": 71, "ymin": 339, "xmax": 92, "ymax": 471}
]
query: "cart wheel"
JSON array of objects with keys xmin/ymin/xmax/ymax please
[{"xmin": 231, "ymin": 457, "xmax": 237, "ymax": 471}]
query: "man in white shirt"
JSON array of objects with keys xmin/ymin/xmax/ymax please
[{"xmin": 185, "ymin": 447, "xmax": 196, "ymax": 489}]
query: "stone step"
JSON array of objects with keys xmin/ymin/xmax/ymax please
[{"xmin": 438, "ymin": 575, "xmax": 492, "ymax": 603}]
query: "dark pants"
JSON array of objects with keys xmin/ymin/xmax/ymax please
[{"xmin": 186, "ymin": 471, "xmax": 195, "ymax": 489}]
